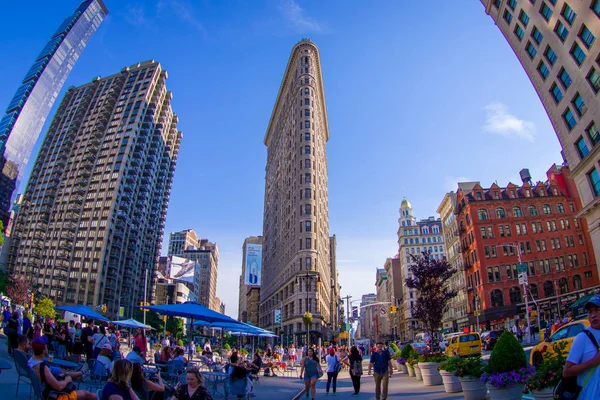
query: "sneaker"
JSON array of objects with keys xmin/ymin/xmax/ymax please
[{"xmin": 351, "ymin": 394, "xmax": 359, "ymax": 397}]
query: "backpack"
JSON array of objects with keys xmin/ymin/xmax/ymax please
[
  {"xmin": 554, "ymin": 330, "xmax": 599, "ymax": 400},
  {"xmin": 334, "ymin": 355, "xmax": 342, "ymax": 374},
  {"xmin": 352, "ymin": 359, "xmax": 363, "ymax": 376}
]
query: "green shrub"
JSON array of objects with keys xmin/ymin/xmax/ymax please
[
  {"xmin": 389, "ymin": 343, "xmax": 400, "ymax": 354},
  {"xmin": 407, "ymin": 349, "xmax": 420, "ymax": 366},
  {"xmin": 487, "ymin": 331, "xmax": 526, "ymax": 374},
  {"xmin": 224, "ymin": 343, "xmax": 231, "ymax": 350},
  {"xmin": 196, "ymin": 345, "xmax": 202, "ymax": 353},
  {"xmin": 418, "ymin": 352, "xmax": 446, "ymax": 363},
  {"xmin": 177, "ymin": 339, "xmax": 184, "ymax": 347},
  {"xmin": 454, "ymin": 356, "xmax": 484, "ymax": 378},
  {"xmin": 400, "ymin": 344, "xmax": 414, "ymax": 359},
  {"xmin": 438, "ymin": 356, "xmax": 462, "ymax": 373},
  {"xmin": 240, "ymin": 348, "xmax": 249, "ymax": 356}
]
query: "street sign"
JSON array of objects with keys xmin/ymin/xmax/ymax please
[
  {"xmin": 380, "ymin": 306, "xmax": 388, "ymax": 318},
  {"xmin": 274, "ymin": 309, "xmax": 281, "ymax": 325},
  {"xmin": 349, "ymin": 317, "xmax": 355, "ymax": 323},
  {"xmin": 518, "ymin": 272, "xmax": 528, "ymax": 285},
  {"xmin": 517, "ymin": 263, "xmax": 528, "ymax": 273}
]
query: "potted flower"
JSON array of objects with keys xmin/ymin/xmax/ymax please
[
  {"xmin": 481, "ymin": 331, "xmax": 534, "ymax": 400},
  {"xmin": 525, "ymin": 342, "xmax": 568, "ymax": 399},
  {"xmin": 396, "ymin": 344, "xmax": 413, "ymax": 374},
  {"xmin": 407, "ymin": 349, "xmax": 420, "ymax": 379},
  {"xmin": 438, "ymin": 356, "xmax": 462, "ymax": 393},
  {"xmin": 454, "ymin": 356, "xmax": 486, "ymax": 400},
  {"xmin": 418, "ymin": 352, "xmax": 446, "ymax": 386}
]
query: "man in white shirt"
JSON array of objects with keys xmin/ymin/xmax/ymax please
[
  {"xmin": 126, "ymin": 346, "xmax": 146, "ymax": 365},
  {"xmin": 563, "ymin": 295, "xmax": 600, "ymax": 399}
]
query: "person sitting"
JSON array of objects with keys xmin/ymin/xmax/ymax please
[
  {"xmin": 29, "ymin": 339, "xmax": 96, "ymax": 400},
  {"xmin": 97, "ymin": 343, "xmax": 114, "ymax": 376},
  {"xmin": 131, "ymin": 362, "xmax": 166, "ymax": 400},
  {"xmin": 102, "ymin": 359, "xmax": 140, "ymax": 400},
  {"xmin": 172, "ymin": 348, "xmax": 188, "ymax": 366},
  {"xmin": 159, "ymin": 346, "xmax": 172, "ymax": 363},
  {"xmin": 171, "ymin": 367, "xmax": 213, "ymax": 400},
  {"xmin": 27, "ymin": 338, "xmax": 85, "ymax": 381},
  {"xmin": 227, "ymin": 353, "xmax": 255, "ymax": 398},
  {"xmin": 16, "ymin": 334, "xmax": 31, "ymax": 355},
  {"xmin": 126, "ymin": 346, "xmax": 146, "ymax": 365}
]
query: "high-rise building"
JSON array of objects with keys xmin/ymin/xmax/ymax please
[
  {"xmin": 8, "ymin": 60, "xmax": 182, "ymax": 317},
  {"xmin": 329, "ymin": 235, "xmax": 342, "ymax": 340},
  {"xmin": 0, "ymin": 0, "xmax": 108, "ymax": 226},
  {"xmin": 358, "ymin": 293, "xmax": 376, "ymax": 341},
  {"xmin": 260, "ymin": 39, "xmax": 332, "ymax": 345},
  {"xmin": 375, "ymin": 268, "xmax": 390, "ymax": 341},
  {"xmin": 384, "ymin": 255, "xmax": 403, "ymax": 340},
  {"xmin": 238, "ymin": 236, "xmax": 262, "ymax": 323},
  {"xmin": 397, "ymin": 199, "xmax": 446, "ymax": 340},
  {"xmin": 437, "ymin": 192, "xmax": 469, "ymax": 332},
  {"xmin": 454, "ymin": 165, "xmax": 598, "ymax": 331},
  {"xmin": 480, "ymin": 0, "xmax": 600, "ymax": 269},
  {"xmin": 168, "ymin": 229, "xmax": 199, "ymax": 256}
]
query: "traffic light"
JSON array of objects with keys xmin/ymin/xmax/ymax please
[
  {"xmin": 163, "ymin": 315, "xmax": 167, "ymax": 323},
  {"xmin": 102, "ymin": 304, "xmax": 107, "ymax": 313},
  {"xmin": 388, "ymin": 306, "xmax": 397, "ymax": 314}
]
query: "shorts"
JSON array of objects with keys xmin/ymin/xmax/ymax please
[
  {"xmin": 304, "ymin": 375, "xmax": 317, "ymax": 381},
  {"xmin": 55, "ymin": 391, "xmax": 77, "ymax": 400}
]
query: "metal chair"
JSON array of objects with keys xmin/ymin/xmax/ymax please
[
  {"xmin": 28, "ymin": 367, "xmax": 60, "ymax": 400},
  {"xmin": 166, "ymin": 360, "xmax": 185, "ymax": 386},
  {"xmin": 13, "ymin": 350, "xmax": 33, "ymax": 398}
]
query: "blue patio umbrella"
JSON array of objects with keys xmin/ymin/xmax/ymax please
[
  {"xmin": 141, "ymin": 302, "xmax": 238, "ymax": 324},
  {"xmin": 112, "ymin": 318, "xmax": 154, "ymax": 330},
  {"xmin": 55, "ymin": 305, "xmax": 110, "ymax": 322}
]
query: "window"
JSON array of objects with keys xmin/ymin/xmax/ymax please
[
  {"xmin": 574, "ymin": 275, "xmax": 582, "ymax": 290},
  {"xmin": 593, "ymin": 0, "xmax": 600, "ymax": 18},
  {"xmin": 555, "ymin": 21, "xmax": 569, "ymax": 42},
  {"xmin": 557, "ymin": 203, "xmax": 565, "ymax": 213},
  {"xmin": 572, "ymin": 93, "xmax": 586, "ymax": 116},
  {"xmin": 540, "ymin": 3, "xmax": 553, "ymax": 21},
  {"xmin": 508, "ymin": 0, "xmax": 517, "ymax": 10},
  {"xmin": 532, "ymin": 26, "xmax": 544, "ymax": 44},
  {"xmin": 544, "ymin": 280, "xmax": 554, "ymax": 297},
  {"xmin": 530, "ymin": 283, "xmax": 539, "ymax": 299},
  {"xmin": 305, "ymin": 132, "xmax": 310, "ymax": 141},
  {"xmin": 304, "ymin": 109, "xmax": 310, "ymax": 116},
  {"xmin": 304, "ymin": 159, "xmax": 311, "ymax": 168},
  {"xmin": 304, "ymin": 121, "xmax": 310, "ymax": 129},
  {"xmin": 496, "ymin": 208, "xmax": 506, "ymax": 218},
  {"xmin": 514, "ymin": 24, "xmax": 525, "ymax": 40},
  {"xmin": 478, "ymin": 209, "xmax": 488, "ymax": 220},
  {"xmin": 587, "ymin": 67, "xmax": 600, "ymax": 93},
  {"xmin": 543, "ymin": 204, "xmax": 552, "ymax": 214},
  {"xmin": 579, "ymin": 25, "xmax": 595, "ymax": 48},
  {"xmin": 304, "ymin": 188, "xmax": 311, "ymax": 199},
  {"xmin": 493, "ymin": 0, "xmax": 501, "ymax": 8},
  {"xmin": 564, "ymin": 108, "xmax": 577, "ymax": 130},
  {"xmin": 526, "ymin": 41, "xmax": 537, "ymax": 58},
  {"xmin": 305, "ymin": 145, "xmax": 311, "ymax": 155},
  {"xmin": 504, "ymin": 9, "xmax": 513, "ymax": 24},
  {"xmin": 529, "ymin": 205, "xmax": 538, "ymax": 216},
  {"xmin": 587, "ymin": 122, "xmax": 600, "ymax": 146},
  {"xmin": 570, "ymin": 43, "xmax": 586, "ymax": 66},
  {"xmin": 589, "ymin": 168, "xmax": 600, "ymax": 196},
  {"xmin": 491, "ymin": 290, "xmax": 504, "ymax": 307},
  {"xmin": 544, "ymin": 46, "xmax": 557, "ymax": 65},
  {"xmin": 304, "ymin": 98, "xmax": 310, "ymax": 106},
  {"xmin": 551, "ymin": 83, "xmax": 563, "ymax": 103},
  {"xmin": 561, "ymin": 3, "xmax": 576, "ymax": 25},
  {"xmin": 513, "ymin": 207, "xmax": 522, "ymax": 217},
  {"xmin": 510, "ymin": 287, "xmax": 522, "ymax": 304},
  {"xmin": 305, "ymin": 221, "xmax": 311, "ymax": 232},
  {"xmin": 559, "ymin": 68, "xmax": 572, "ymax": 89},
  {"xmin": 519, "ymin": 10, "xmax": 530, "ymax": 26},
  {"xmin": 304, "ymin": 173, "xmax": 311, "ymax": 184},
  {"xmin": 538, "ymin": 61, "xmax": 550, "ymax": 79},
  {"xmin": 304, "ymin": 204, "xmax": 311, "ymax": 215}
]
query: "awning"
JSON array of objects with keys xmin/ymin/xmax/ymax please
[
  {"xmin": 55, "ymin": 305, "xmax": 109, "ymax": 322},
  {"xmin": 569, "ymin": 294, "xmax": 593, "ymax": 309}
]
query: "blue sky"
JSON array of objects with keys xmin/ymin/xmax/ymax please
[{"xmin": 0, "ymin": 0, "xmax": 562, "ymax": 318}]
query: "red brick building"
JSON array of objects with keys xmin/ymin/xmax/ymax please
[{"xmin": 454, "ymin": 165, "xmax": 599, "ymax": 331}]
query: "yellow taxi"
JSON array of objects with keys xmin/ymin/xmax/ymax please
[
  {"xmin": 530, "ymin": 319, "xmax": 590, "ymax": 368},
  {"xmin": 445, "ymin": 332, "xmax": 482, "ymax": 357}
]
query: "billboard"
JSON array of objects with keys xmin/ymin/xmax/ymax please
[{"xmin": 244, "ymin": 243, "xmax": 262, "ymax": 286}]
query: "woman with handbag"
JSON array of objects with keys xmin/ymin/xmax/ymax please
[
  {"xmin": 325, "ymin": 347, "xmax": 340, "ymax": 395},
  {"xmin": 299, "ymin": 348, "xmax": 321, "ymax": 400},
  {"xmin": 29, "ymin": 339, "xmax": 96, "ymax": 400}
]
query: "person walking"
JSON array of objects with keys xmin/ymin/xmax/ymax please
[
  {"xmin": 299, "ymin": 348, "xmax": 321, "ymax": 400},
  {"xmin": 345, "ymin": 346, "xmax": 363, "ymax": 396},
  {"xmin": 563, "ymin": 295, "xmax": 600, "ymax": 398},
  {"xmin": 325, "ymin": 347, "xmax": 340, "ymax": 395},
  {"xmin": 7, "ymin": 311, "xmax": 19, "ymax": 355},
  {"xmin": 368, "ymin": 342, "xmax": 394, "ymax": 400}
]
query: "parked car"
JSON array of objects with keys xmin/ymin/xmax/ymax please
[
  {"xmin": 440, "ymin": 333, "xmax": 460, "ymax": 351},
  {"xmin": 482, "ymin": 330, "xmax": 504, "ymax": 350},
  {"xmin": 530, "ymin": 319, "xmax": 589, "ymax": 368},
  {"xmin": 445, "ymin": 332, "xmax": 481, "ymax": 357},
  {"xmin": 411, "ymin": 342, "xmax": 430, "ymax": 355}
]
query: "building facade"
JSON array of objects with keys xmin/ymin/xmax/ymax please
[
  {"xmin": 168, "ymin": 229, "xmax": 199, "ymax": 256},
  {"xmin": 260, "ymin": 39, "xmax": 332, "ymax": 345},
  {"xmin": 480, "ymin": 0, "xmax": 600, "ymax": 270},
  {"xmin": 8, "ymin": 60, "xmax": 181, "ymax": 317},
  {"xmin": 180, "ymin": 243, "xmax": 219, "ymax": 311},
  {"xmin": 0, "ymin": 0, "xmax": 108, "ymax": 226},
  {"xmin": 375, "ymin": 268, "xmax": 390, "ymax": 341},
  {"xmin": 437, "ymin": 192, "xmax": 469, "ymax": 332},
  {"xmin": 455, "ymin": 165, "xmax": 599, "ymax": 331},
  {"xmin": 329, "ymin": 235, "xmax": 342, "ymax": 341},
  {"xmin": 397, "ymin": 199, "xmax": 446, "ymax": 340},
  {"xmin": 358, "ymin": 293, "xmax": 377, "ymax": 341},
  {"xmin": 384, "ymin": 255, "xmax": 403, "ymax": 340},
  {"xmin": 238, "ymin": 236, "xmax": 262, "ymax": 323}
]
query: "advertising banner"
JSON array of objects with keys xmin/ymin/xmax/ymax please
[{"xmin": 244, "ymin": 244, "xmax": 262, "ymax": 286}]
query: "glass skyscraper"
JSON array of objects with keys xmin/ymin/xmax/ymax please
[{"xmin": 0, "ymin": 0, "xmax": 108, "ymax": 227}]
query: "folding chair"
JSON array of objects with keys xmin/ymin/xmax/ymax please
[{"xmin": 13, "ymin": 350, "xmax": 33, "ymax": 398}]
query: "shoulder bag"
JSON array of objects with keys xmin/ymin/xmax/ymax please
[{"xmin": 554, "ymin": 330, "xmax": 599, "ymax": 400}]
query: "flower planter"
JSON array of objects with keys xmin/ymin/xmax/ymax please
[
  {"xmin": 460, "ymin": 376, "xmax": 487, "ymax": 400},
  {"xmin": 440, "ymin": 370, "xmax": 462, "ymax": 393},
  {"xmin": 407, "ymin": 365, "xmax": 416, "ymax": 377},
  {"xmin": 414, "ymin": 364, "xmax": 422, "ymax": 381},
  {"xmin": 397, "ymin": 362, "xmax": 408, "ymax": 374},
  {"xmin": 487, "ymin": 383, "xmax": 525, "ymax": 400},
  {"xmin": 531, "ymin": 388, "xmax": 554, "ymax": 400},
  {"xmin": 418, "ymin": 362, "xmax": 442, "ymax": 386}
]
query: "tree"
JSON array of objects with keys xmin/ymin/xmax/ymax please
[
  {"xmin": 166, "ymin": 317, "xmax": 184, "ymax": 339},
  {"xmin": 35, "ymin": 296, "xmax": 56, "ymax": 319},
  {"xmin": 0, "ymin": 220, "xmax": 5, "ymax": 245},
  {"xmin": 6, "ymin": 274, "xmax": 32, "ymax": 306},
  {"xmin": 405, "ymin": 252, "xmax": 457, "ymax": 341},
  {"xmin": 0, "ymin": 271, "xmax": 9, "ymax": 294},
  {"xmin": 132, "ymin": 309, "xmax": 164, "ymax": 331}
]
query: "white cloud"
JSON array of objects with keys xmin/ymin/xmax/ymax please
[
  {"xmin": 483, "ymin": 102, "xmax": 536, "ymax": 142},
  {"xmin": 443, "ymin": 176, "xmax": 471, "ymax": 192},
  {"xmin": 278, "ymin": 0, "xmax": 322, "ymax": 33}
]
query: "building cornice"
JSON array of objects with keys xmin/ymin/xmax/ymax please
[{"xmin": 264, "ymin": 40, "xmax": 330, "ymax": 146}]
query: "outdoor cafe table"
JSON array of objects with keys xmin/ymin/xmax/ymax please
[
  {"xmin": 45, "ymin": 358, "xmax": 80, "ymax": 370},
  {"xmin": 201, "ymin": 371, "xmax": 229, "ymax": 397},
  {"xmin": 0, "ymin": 359, "xmax": 12, "ymax": 375}
]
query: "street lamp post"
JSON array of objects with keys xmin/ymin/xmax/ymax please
[{"xmin": 296, "ymin": 272, "xmax": 322, "ymax": 349}]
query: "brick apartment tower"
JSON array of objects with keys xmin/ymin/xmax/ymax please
[
  {"xmin": 454, "ymin": 165, "xmax": 598, "ymax": 331},
  {"xmin": 8, "ymin": 61, "xmax": 182, "ymax": 317},
  {"xmin": 480, "ymin": 0, "xmax": 600, "ymax": 271},
  {"xmin": 260, "ymin": 39, "xmax": 332, "ymax": 345}
]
